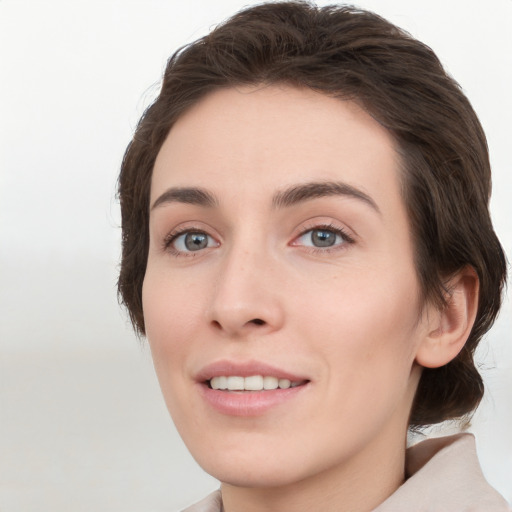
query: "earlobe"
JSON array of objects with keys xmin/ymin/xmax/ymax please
[{"xmin": 415, "ymin": 267, "xmax": 479, "ymax": 369}]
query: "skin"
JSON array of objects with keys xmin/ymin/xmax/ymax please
[{"xmin": 142, "ymin": 85, "xmax": 474, "ymax": 512}]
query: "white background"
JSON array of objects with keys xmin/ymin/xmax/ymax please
[{"xmin": 1, "ymin": 1, "xmax": 511, "ymax": 510}]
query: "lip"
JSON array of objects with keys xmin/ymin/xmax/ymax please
[{"xmin": 195, "ymin": 360, "xmax": 311, "ymax": 417}]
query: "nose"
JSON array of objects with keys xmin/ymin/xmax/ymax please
[{"xmin": 206, "ymin": 244, "xmax": 285, "ymax": 338}]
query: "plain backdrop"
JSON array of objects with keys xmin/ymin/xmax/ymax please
[{"xmin": 1, "ymin": 1, "xmax": 511, "ymax": 510}]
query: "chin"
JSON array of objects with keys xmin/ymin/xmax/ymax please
[
  {"xmin": 203, "ymin": 460, "xmax": 306, "ymax": 489},
  {"xmin": 188, "ymin": 441, "xmax": 311, "ymax": 488}
]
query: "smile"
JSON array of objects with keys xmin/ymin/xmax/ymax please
[
  {"xmin": 196, "ymin": 361, "xmax": 311, "ymax": 416},
  {"xmin": 209, "ymin": 375, "xmax": 306, "ymax": 391}
]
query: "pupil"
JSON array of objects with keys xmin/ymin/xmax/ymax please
[
  {"xmin": 185, "ymin": 232, "xmax": 208, "ymax": 251},
  {"xmin": 312, "ymin": 230, "xmax": 335, "ymax": 247}
]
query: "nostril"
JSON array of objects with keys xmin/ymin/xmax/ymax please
[{"xmin": 209, "ymin": 316, "xmax": 270, "ymax": 334}]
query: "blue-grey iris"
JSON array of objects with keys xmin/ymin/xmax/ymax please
[
  {"xmin": 185, "ymin": 232, "xmax": 208, "ymax": 251},
  {"xmin": 312, "ymin": 230, "xmax": 336, "ymax": 247}
]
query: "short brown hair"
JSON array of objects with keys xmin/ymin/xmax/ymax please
[{"xmin": 118, "ymin": 1, "xmax": 507, "ymax": 426}]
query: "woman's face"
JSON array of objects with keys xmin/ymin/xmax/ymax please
[{"xmin": 143, "ymin": 85, "xmax": 432, "ymax": 488}]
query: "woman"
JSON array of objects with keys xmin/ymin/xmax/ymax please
[{"xmin": 117, "ymin": 2, "xmax": 509, "ymax": 510}]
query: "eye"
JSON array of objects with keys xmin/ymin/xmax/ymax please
[
  {"xmin": 294, "ymin": 225, "xmax": 353, "ymax": 250},
  {"xmin": 166, "ymin": 230, "xmax": 219, "ymax": 254}
]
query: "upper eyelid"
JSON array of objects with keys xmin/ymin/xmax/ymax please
[
  {"xmin": 293, "ymin": 220, "xmax": 356, "ymax": 241},
  {"xmin": 162, "ymin": 221, "xmax": 220, "ymax": 241},
  {"xmin": 164, "ymin": 226, "xmax": 218, "ymax": 247},
  {"xmin": 292, "ymin": 226, "xmax": 354, "ymax": 247},
  {"xmin": 297, "ymin": 224, "xmax": 346, "ymax": 235}
]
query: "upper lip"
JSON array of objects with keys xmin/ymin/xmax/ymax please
[{"xmin": 195, "ymin": 360, "xmax": 309, "ymax": 383}]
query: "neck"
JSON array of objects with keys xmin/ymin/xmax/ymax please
[{"xmin": 220, "ymin": 430, "xmax": 407, "ymax": 512}]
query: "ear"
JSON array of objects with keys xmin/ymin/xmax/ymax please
[{"xmin": 415, "ymin": 266, "xmax": 479, "ymax": 369}]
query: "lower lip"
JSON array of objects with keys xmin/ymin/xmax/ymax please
[{"xmin": 198, "ymin": 383, "xmax": 309, "ymax": 416}]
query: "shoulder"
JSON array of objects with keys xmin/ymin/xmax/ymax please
[
  {"xmin": 181, "ymin": 490, "xmax": 222, "ymax": 512},
  {"xmin": 374, "ymin": 434, "xmax": 511, "ymax": 511}
]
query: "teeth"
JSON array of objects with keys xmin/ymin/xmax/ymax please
[
  {"xmin": 245, "ymin": 375, "xmax": 263, "ymax": 391},
  {"xmin": 263, "ymin": 376, "xmax": 278, "ymax": 390},
  {"xmin": 216, "ymin": 376, "xmax": 228, "ymax": 390},
  {"xmin": 227, "ymin": 376, "xmax": 244, "ymax": 391},
  {"xmin": 209, "ymin": 375, "xmax": 304, "ymax": 391},
  {"xmin": 278, "ymin": 379, "xmax": 291, "ymax": 389}
]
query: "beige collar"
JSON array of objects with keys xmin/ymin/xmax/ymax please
[{"xmin": 374, "ymin": 433, "xmax": 510, "ymax": 511}]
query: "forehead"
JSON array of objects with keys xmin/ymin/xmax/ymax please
[{"xmin": 151, "ymin": 85, "xmax": 404, "ymax": 218}]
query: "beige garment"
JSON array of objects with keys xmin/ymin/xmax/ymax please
[{"xmin": 182, "ymin": 434, "xmax": 511, "ymax": 512}]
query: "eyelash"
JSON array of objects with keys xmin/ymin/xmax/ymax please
[
  {"xmin": 162, "ymin": 222, "xmax": 355, "ymax": 257},
  {"xmin": 293, "ymin": 223, "xmax": 355, "ymax": 253},
  {"xmin": 162, "ymin": 226, "xmax": 218, "ymax": 257}
]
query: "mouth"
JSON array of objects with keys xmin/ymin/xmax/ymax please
[
  {"xmin": 196, "ymin": 361, "xmax": 311, "ymax": 416},
  {"xmin": 207, "ymin": 375, "xmax": 308, "ymax": 391}
]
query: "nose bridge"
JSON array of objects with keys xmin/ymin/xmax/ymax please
[{"xmin": 207, "ymin": 232, "xmax": 283, "ymax": 336}]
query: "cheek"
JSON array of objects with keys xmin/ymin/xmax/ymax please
[
  {"xmin": 303, "ymin": 279, "xmax": 423, "ymax": 452},
  {"xmin": 302, "ymin": 264, "xmax": 423, "ymax": 391},
  {"xmin": 143, "ymin": 257, "xmax": 206, "ymax": 328},
  {"xmin": 141, "ymin": 268, "xmax": 208, "ymax": 434},
  {"xmin": 142, "ymin": 267, "xmax": 203, "ymax": 380}
]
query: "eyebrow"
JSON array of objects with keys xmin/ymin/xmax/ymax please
[
  {"xmin": 150, "ymin": 180, "xmax": 380, "ymax": 214},
  {"xmin": 272, "ymin": 181, "xmax": 380, "ymax": 214},
  {"xmin": 151, "ymin": 187, "xmax": 218, "ymax": 210}
]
